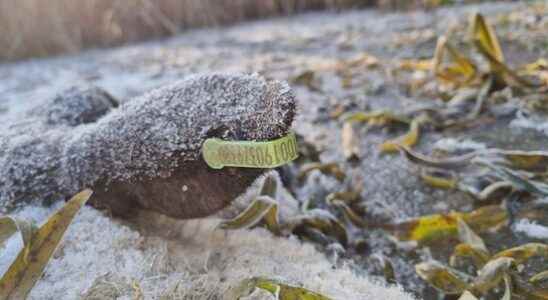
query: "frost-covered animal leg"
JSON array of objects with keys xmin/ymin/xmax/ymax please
[
  {"xmin": 0, "ymin": 86, "xmax": 118, "ymax": 211},
  {"xmin": 1, "ymin": 74, "xmax": 295, "ymax": 219},
  {"xmin": 0, "ymin": 74, "xmax": 295, "ymax": 218},
  {"xmin": 29, "ymin": 85, "xmax": 118, "ymax": 127},
  {"xmin": 72, "ymin": 74, "xmax": 295, "ymax": 219}
]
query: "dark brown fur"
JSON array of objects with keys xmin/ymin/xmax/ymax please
[{"xmin": 91, "ymin": 160, "xmax": 263, "ymax": 219}]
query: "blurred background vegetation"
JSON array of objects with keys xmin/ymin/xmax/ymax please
[{"xmin": 0, "ymin": 0, "xmax": 498, "ymax": 62}]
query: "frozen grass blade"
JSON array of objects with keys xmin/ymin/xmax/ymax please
[
  {"xmin": 529, "ymin": 270, "xmax": 548, "ymax": 285},
  {"xmin": 0, "ymin": 189, "xmax": 92, "ymax": 300},
  {"xmin": 217, "ymin": 196, "xmax": 278, "ymax": 230},
  {"xmin": 232, "ymin": 277, "xmax": 332, "ymax": 300},
  {"xmin": 433, "ymin": 36, "xmax": 476, "ymax": 86},
  {"xmin": 470, "ymin": 13, "xmax": 504, "ymax": 64},
  {"xmin": 493, "ymin": 243, "xmax": 548, "ymax": 264},
  {"xmin": 469, "ymin": 257, "xmax": 515, "ymax": 295},
  {"xmin": 420, "ymin": 169, "xmax": 458, "ymax": 190},
  {"xmin": 457, "ymin": 217, "xmax": 488, "ymax": 254},
  {"xmin": 379, "ymin": 118, "xmax": 421, "ymax": 153},
  {"xmin": 415, "ymin": 260, "xmax": 469, "ymax": 294},
  {"xmin": 0, "ymin": 217, "xmax": 37, "ymax": 263}
]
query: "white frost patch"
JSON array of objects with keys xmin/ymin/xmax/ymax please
[
  {"xmin": 510, "ymin": 113, "xmax": 548, "ymax": 137},
  {"xmin": 433, "ymin": 138, "xmax": 487, "ymax": 153},
  {"xmin": 0, "ymin": 204, "xmax": 414, "ymax": 300},
  {"xmin": 513, "ymin": 219, "xmax": 548, "ymax": 240}
]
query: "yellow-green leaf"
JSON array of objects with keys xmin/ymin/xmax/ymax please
[
  {"xmin": 217, "ymin": 196, "xmax": 278, "ymax": 230},
  {"xmin": 294, "ymin": 209, "xmax": 348, "ymax": 247},
  {"xmin": 234, "ymin": 277, "xmax": 333, "ymax": 300},
  {"xmin": 492, "ymin": 243, "xmax": 548, "ymax": 264},
  {"xmin": 399, "ymin": 145, "xmax": 475, "ymax": 170},
  {"xmin": 399, "ymin": 59, "xmax": 433, "ymax": 71},
  {"xmin": 263, "ymin": 202, "xmax": 281, "ymax": 235},
  {"xmin": 327, "ymin": 199, "xmax": 367, "ymax": 228},
  {"xmin": 395, "ymin": 213, "xmax": 459, "ymax": 243},
  {"xmin": 450, "ymin": 243, "xmax": 490, "ymax": 270},
  {"xmin": 476, "ymin": 159, "xmax": 548, "ymax": 196},
  {"xmin": 474, "ymin": 40, "xmax": 539, "ymax": 88},
  {"xmin": 502, "ymin": 274, "xmax": 512, "ymax": 300},
  {"xmin": 393, "ymin": 205, "xmax": 507, "ymax": 244},
  {"xmin": 0, "ymin": 217, "xmax": 37, "ymax": 263},
  {"xmin": 420, "ymin": 169, "xmax": 458, "ymax": 190},
  {"xmin": 325, "ymin": 190, "xmax": 361, "ymax": 205},
  {"xmin": 449, "ymin": 218, "xmax": 490, "ymax": 269},
  {"xmin": 415, "ymin": 260, "xmax": 469, "ymax": 294},
  {"xmin": 475, "ymin": 181, "xmax": 513, "ymax": 202},
  {"xmin": 433, "ymin": 35, "xmax": 477, "ymax": 86},
  {"xmin": 379, "ymin": 118, "xmax": 421, "ymax": 153},
  {"xmin": 298, "ymin": 163, "xmax": 346, "ymax": 182},
  {"xmin": 218, "ymin": 175, "xmax": 282, "ymax": 233},
  {"xmin": 469, "ymin": 257, "xmax": 515, "ymax": 295},
  {"xmin": 457, "ymin": 217, "xmax": 488, "ymax": 254},
  {"xmin": 0, "ymin": 189, "xmax": 93, "ymax": 300},
  {"xmin": 512, "ymin": 275, "xmax": 548, "ymax": 300},
  {"xmin": 530, "ymin": 270, "xmax": 548, "ymax": 285},
  {"xmin": 470, "ymin": 13, "xmax": 504, "ymax": 63},
  {"xmin": 495, "ymin": 150, "xmax": 548, "ymax": 173}
]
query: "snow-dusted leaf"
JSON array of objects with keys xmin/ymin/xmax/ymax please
[
  {"xmin": 494, "ymin": 149, "xmax": 548, "ymax": 173},
  {"xmin": 475, "ymin": 159, "xmax": 548, "ymax": 196},
  {"xmin": 469, "ymin": 257, "xmax": 515, "ymax": 295},
  {"xmin": 0, "ymin": 216, "xmax": 37, "ymax": 263},
  {"xmin": 327, "ymin": 198, "xmax": 367, "ymax": 228},
  {"xmin": 511, "ymin": 274, "xmax": 548, "ymax": 300},
  {"xmin": 450, "ymin": 243, "xmax": 490, "ymax": 270},
  {"xmin": 502, "ymin": 274, "xmax": 512, "ymax": 300},
  {"xmin": 218, "ymin": 175, "xmax": 281, "ymax": 232},
  {"xmin": 457, "ymin": 217, "xmax": 488, "ymax": 254},
  {"xmin": 218, "ymin": 196, "xmax": 278, "ymax": 231},
  {"xmin": 234, "ymin": 277, "xmax": 332, "ymax": 300},
  {"xmin": 493, "ymin": 243, "xmax": 548, "ymax": 264},
  {"xmin": 415, "ymin": 260, "xmax": 469, "ymax": 294},
  {"xmin": 529, "ymin": 270, "xmax": 548, "ymax": 285},
  {"xmin": 0, "ymin": 189, "xmax": 92, "ymax": 300},
  {"xmin": 398, "ymin": 145, "xmax": 475, "ymax": 170},
  {"xmin": 293, "ymin": 209, "xmax": 348, "ymax": 247}
]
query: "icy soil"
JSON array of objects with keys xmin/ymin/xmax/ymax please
[
  {"xmin": 1, "ymin": 2, "xmax": 547, "ymax": 299},
  {"xmin": 0, "ymin": 204, "xmax": 413, "ymax": 299}
]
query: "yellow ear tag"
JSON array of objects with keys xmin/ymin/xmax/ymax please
[{"xmin": 202, "ymin": 132, "xmax": 298, "ymax": 169}]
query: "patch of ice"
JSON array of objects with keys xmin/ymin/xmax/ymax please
[{"xmin": 513, "ymin": 219, "xmax": 548, "ymax": 240}]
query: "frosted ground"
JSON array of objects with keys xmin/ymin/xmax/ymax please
[{"xmin": 1, "ymin": 2, "xmax": 547, "ymax": 299}]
